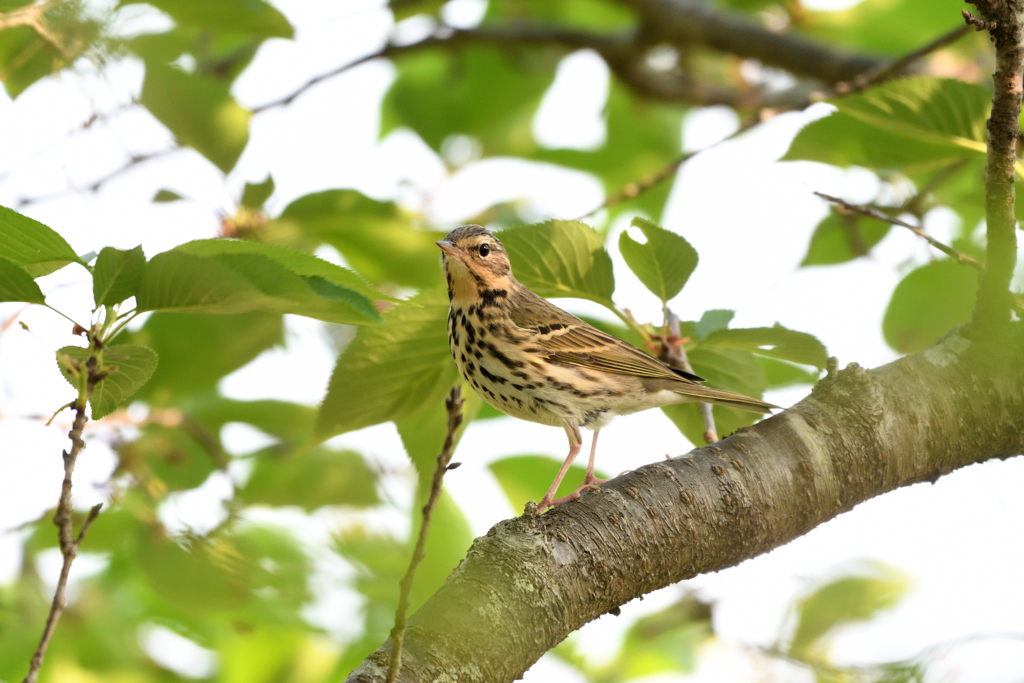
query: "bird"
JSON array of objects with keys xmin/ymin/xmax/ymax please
[{"xmin": 436, "ymin": 224, "xmax": 777, "ymax": 513}]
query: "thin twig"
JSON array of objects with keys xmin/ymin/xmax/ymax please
[
  {"xmin": 14, "ymin": 147, "xmax": 182, "ymax": 208},
  {"xmin": 586, "ymin": 117, "xmax": 760, "ymax": 217},
  {"xmin": 832, "ymin": 24, "xmax": 972, "ymax": 96},
  {"xmin": 251, "ymin": 26, "xmax": 630, "ymax": 115},
  {"xmin": 386, "ymin": 385, "xmax": 465, "ymax": 683},
  {"xmin": 814, "ymin": 192, "xmax": 981, "ymax": 269},
  {"xmin": 658, "ymin": 310, "xmax": 718, "ymax": 444},
  {"xmin": 21, "ymin": 404, "xmax": 102, "ymax": 683}
]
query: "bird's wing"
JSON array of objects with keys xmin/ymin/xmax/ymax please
[{"xmin": 509, "ymin": 289, "xmax": 704, "ymax": 383}]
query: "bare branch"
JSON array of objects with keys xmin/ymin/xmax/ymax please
[
  {"xmin": 387, "ymin": 386, "xmax": 465, "ymax": 683},
  {"xmin": 250, "ymin": 22, "xmax": 868, "ymax": 116},
  {"xmin": 583, "ymin": 116, "xmax": 759, "ymax": 217},
  {"xmin": 21, "ymin": 404, "xmax": 102, "ymax": 683},
  {"xmin": 627, "ymin": 0, "xmax": 883, "ymax": 85},
  {"xmin": 14, "ymin": 147, "xmax": 181, "ymax": 209},
  {"xmin": 814, "ymin": 192, "xmax": 981, "ymax": 269}
]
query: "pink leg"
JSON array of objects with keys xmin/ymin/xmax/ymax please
[
  {"xmin": 536, "ymin": 440, "xmax": 582, "ymax": 512},
  {"xmin": 582, "ymin": 430, "xmax": 610, "ymax": 487}
]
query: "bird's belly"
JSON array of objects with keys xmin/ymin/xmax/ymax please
[{"xmin": 449, "ymin": 314, "xmax": 563, "ymax": 428}]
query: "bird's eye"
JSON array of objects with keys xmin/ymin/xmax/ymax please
[{"xmin": 479, "ymin": 243, "xmax": 491, "ymax": 257}]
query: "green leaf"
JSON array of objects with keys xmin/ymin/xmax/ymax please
[
  {"xmin": 238, "ymin": 447, "xmax": 378, "ymax": 511},
  {"xmin": 218, "ymin": 627, "xmax": 307, "ymax": 683},
  {"xmin": 141, "ymin": 61, "xmax": 252, "ymax": 172},
  {"xmin": 702, "ymin": 324, "xmax": 829, "ymax": 369},
  {"xmin": 126, "ymin": 26, "xmax": 263, "ymax": 86},
  {"xmin": 136, "ymin": 250, "xmax": 272, "ymax": 314},
  {"xmin": 392, "ymin": 0, "xmax": 447, "ymax": 21},
  {"xmin": 489, "ymin": 455, "xmax": 610, "ymax": 512},
  {"xmin": 0, "ymin": 256, "xmax": 45, "ymax": 304},
  {"xmin": 175, "ymin": 238, "xmax": 395, "ymax": 307},
  {"xmin": 119, "ymin": 0, "xmax": 293, "ymax": 39},
  {"xmin": 785, "ymin": 78, "xmax": 991, "ymax": 171},
  {"xmin": 805, "ymin": 0, "xmax": 974, "ymax": 54},
  {"xmin": 119, "ymin": 424, "xmax": 219, "ymax": 492},
  {"xmin": 532, "ymin": 82, "xmax": 686, "ymax": 220},
  {"xmin": 153, "ymin": 189, "xmax": 185, "ymax": 202},
  {"xmin": 802, "ymin": 212, "xmax": 892, "ymax": 266},
  {"xmin": 189, "ymin": 398, "xmax": 315, "ymax": 445},
  {"xmin": 241, "ymin": 175, "xmax": 274, "ymax": 209},
  {"xmin": 57, "ymin": 344, "xmax": 158, "ymax": 419},
  {"xmin": 317, "ymin": 289, "xmax": 457, "ymax": 438},
  {"xmin": 334, "ymin": 490, "xmax": 471, "ymax": 629},
  {"xmin": 694, "ymin": 309, "xmax": 734, "ymax": 341},
  {"xmin": 614, "ymin": 597, "xmax": 711, "ymax": 679},
  {"xmin": 115, "ymin": 311, "xmax": 283, "ymax": 400},
  {"xmin": 136, "ymin": 241, "xmax": 386, "ymax": 325},
  {"xmin": 92, "ymin": 246, "xmax": 145, "ymax": 307},
  {"xmin": 136, "ymin": 533, "xmax": 251, "ymax": 613},
  {"xmin": 0, "ymin": 205, "xmax": 82, "ymax": 277},
  {"xmin": 619, "ymin": 218, "xmax": 699, "ymax": 304},
  {"xmin": 273, "ymin": 189, "xmax": 445, "ymax": 288},
  {"xmin": 499, "ymin": 220, "xmax": 615, "ymax": 305},
  {"xmin": 760, "ymin": 357, "xmax": 819, "ymax": 388},
  {"xmin": 789, "ymin": 561, "xmax": 910, "ymax": 659},
  {"xmin": 486, "ymin": 0, "xmax": 636, "ymax": 31},
  {"xmin": 0, "ymin": 7, "xmax": 101, "ymax": 98},
  {"xmin": 662, "ymin": 347, "xmax": 767, "ymax": 445},
  {"xmin": 883, "ymin": 259, "xmax": 978, "ymax": 353},
  {"xmin": 381, "ymin": 46, "xmax": 554, "ymax": 156}
]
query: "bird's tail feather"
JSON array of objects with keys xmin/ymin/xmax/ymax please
[{"xmin": 671, "ymin": 384, "xmax": 778, "ymax": 414}]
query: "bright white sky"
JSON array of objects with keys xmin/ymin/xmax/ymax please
[{"xmin": 1, "ymin": 0, "xmax": 1023, "ymax": 681}]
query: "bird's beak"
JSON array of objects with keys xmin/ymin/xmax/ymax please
[{"xmin": 436, "ymin": 240, "xmax": 467, "ymax": 259}]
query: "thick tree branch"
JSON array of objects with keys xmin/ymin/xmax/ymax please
[
  {"xmin": 967, "ymin": 0, "xmax": 1022, "ymax": 329},
  {"xmin": 345, "ymin": 329, "xmax": 1024, "ymax": 682}
]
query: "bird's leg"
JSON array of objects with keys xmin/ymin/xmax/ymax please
[
  {"xmin": 582, "ymin": 430, "xmax": 610, "ymax": 488},
  {"xmin": 536, "ymin": 440, "xmax": 582, "ymax": 512}
]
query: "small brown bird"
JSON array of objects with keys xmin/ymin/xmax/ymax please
[{"xmin": 437, "ymin": 225, "xmax": 777, "ymax": 512}]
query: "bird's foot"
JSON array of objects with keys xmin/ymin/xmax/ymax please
[
  {"xmin": 535, "ymin": 490, "xmax": 582, "ymax": 513},
  {"xmin": 535, "ymin": 473, "xmax": 625, "ymax": 513}
]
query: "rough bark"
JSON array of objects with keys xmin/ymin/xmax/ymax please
[{"xmin": 346, "ymin": 329, "xmax": 1024, "ymax": 682}]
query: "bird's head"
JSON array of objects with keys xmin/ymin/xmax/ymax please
[{"xmin": 437, "ymin": 225, "xmax": 516, "ymax": 303}]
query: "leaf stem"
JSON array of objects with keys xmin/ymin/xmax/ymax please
[
  {"xmin": 102, "ymin": 310, "xmax": 139, "ymax": 342},
  {"xmin": 609, "ymin": 303, "xmax": 652, "ymax": 342},
  {"xmin": 43, "ymin": 304, "xmax": 86, "ymax": 330}
]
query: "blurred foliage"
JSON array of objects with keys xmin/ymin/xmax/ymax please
[{"xmin": 0, "ymin": 0, "xmax": 1013, "ymax": 680}]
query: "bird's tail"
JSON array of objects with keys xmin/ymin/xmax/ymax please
[{"xmin": 671, "ymin": 384, "xmax": 778, "ymax": 414}]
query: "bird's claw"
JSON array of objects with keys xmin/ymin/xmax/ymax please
[{"xmin": 535, "ymin": 477, "xmax": 613, "ymax": 513}]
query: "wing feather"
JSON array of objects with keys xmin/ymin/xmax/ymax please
[{"xmin": 508, "ymin": 288, "xmax": 704, "ymax": 383}]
